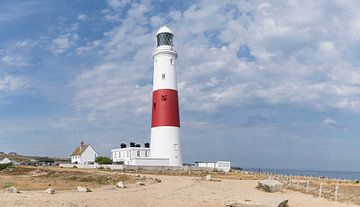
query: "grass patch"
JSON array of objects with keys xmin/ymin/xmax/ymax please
[
  {"xmin": 2, "ymin": 182, "xmax": 13, "ymax": 188},
  {"xmin": 79, "ymin": 176, "xmax": 96, "ymax": 182}
]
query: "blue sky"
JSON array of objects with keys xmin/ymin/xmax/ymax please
[{"xmin": 1, "ymin": 0, "xmax": 360, "ymax": 171}]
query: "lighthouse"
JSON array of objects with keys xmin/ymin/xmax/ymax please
[{"xmin": 150, "ymin": 26, "xmax": 182, "ymax": 166}]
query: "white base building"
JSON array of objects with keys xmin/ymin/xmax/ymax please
[
  {"xmin": 195, "ymin": 161, "xmax": 231, "ymax": 172},
  {"xmin": 111, "ymin": 144, "xmax": 169, "ymax": 166}
]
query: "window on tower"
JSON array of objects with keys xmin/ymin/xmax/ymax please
[
  {"xmin": 162, "ymin": 73, "xmax": 165, "ymax": 80},
  {"xmin": 170, "ymin": 59, "xmax": 173, "ymax": 64},
  {"xmin": 156, "ymin": 33, "xmax": 173, "ymax": 46},
  {"xmin": 161, "ymin": 95, "xmax": 167, "ymax": 101}
]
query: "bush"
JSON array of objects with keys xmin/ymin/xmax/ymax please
[
  {"xmin": 95, "ymin": 156, "xmax": 112, "ymax": 164},
  {"xmin": 0, "ymin": 163, "xmax": 12, "ymax": 171}
]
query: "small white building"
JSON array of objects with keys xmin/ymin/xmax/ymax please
[
  {"xmin": 0, "ymin": 157, "xmax": 15, "ymax": 164},
  {"xmin": 70, "ymin": 142, "xmax": 98, "ymax": 164},
  {"xmin": 111, "ymin": 143, "xmax": 169, "ymax": 166},
  {"xmin": 195, "ymin": 161, "xmax": 231, "ymax": 172}
]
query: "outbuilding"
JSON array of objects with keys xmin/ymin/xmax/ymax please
[
  {"xmin": 195, "ymin": 161, "xmax": 231, "ymax": 172},
  {"xmin": 0, "ymin": 157, "xmax": 18, "ymax": 165},
  {"xmin": 70, "ymin": 141, "xmax": 98, "ymax": 164}
]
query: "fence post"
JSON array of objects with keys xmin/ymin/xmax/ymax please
[
  {"xmin": 306, "ymin": 180, "xmax": 310, "ymax": 193},
  {"xmin": 319, "ymin": 183, "xmax": 324, "ymax": 198},
  {"xmin": 335, "ymin": 185, "xmax": 339, "ymax": 202},
  {"xmin": 188, "ymin": 170, "xmax": 191, "ymax": 176},
  {"xmin": 296, "ymin": 179, "xmax": 300, "ymax": 189}
]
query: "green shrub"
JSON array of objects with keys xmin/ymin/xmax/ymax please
[
  {"xmin": 2, "ymin": 182, "xmax": 13, "ymax": 188},
  {"xmin": 0, "ymin": 163, "xmax": 12, "ymax": 171},
  {"xmin": 95, "ymin": 156, "xmax": 112, "ymax": 164}
]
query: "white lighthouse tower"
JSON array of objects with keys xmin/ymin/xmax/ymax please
[{"xmin": 150, "ymin": 26, "xmax": 182, "ymax": 166}]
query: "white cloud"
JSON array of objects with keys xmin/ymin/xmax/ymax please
[
  {"xmin": 2, "ymin": 55, "xmax": 29, "ymax": 67},
  {"xmin": 77, "ymin": 14, "xmax": 87, "ymax": 21},
  {"xmin": 0, "ymin": 74, "xmax": 27, "ymax": 92},
  {"xmin": 323, "ymin": 118, "xmax": 337, "ymax": 126},
  {"xmin": 49, "ymin": 23, "xmax": 79, "ymax": 55}
]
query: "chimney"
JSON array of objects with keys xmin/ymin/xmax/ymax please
[{"xmin": 80, "ymin": 141, "xmax": 84, "ymax": 152}]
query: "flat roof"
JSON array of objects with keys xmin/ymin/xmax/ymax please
[{"xmin": 111, "ymin": 147, "xmax": 150, "ymax": 151}]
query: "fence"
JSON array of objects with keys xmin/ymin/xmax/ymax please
[{"xmin": 266, "ymin": 173, "xmax": 360, "ymax": 205}]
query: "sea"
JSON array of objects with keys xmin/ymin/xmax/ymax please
[{"xmin": 244, "ymin": 168, "xmax": 360, "ymax": 180}]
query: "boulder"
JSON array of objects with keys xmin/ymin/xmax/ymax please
[
  {"xmin": 116, "ymin": 181, "xmax": 126, "ymax": 188},
  {"xmin": 4, "ymin": 186, "xmax": 18, "ymax": 193},
  {"xmin": 205, "ymin": 174, "xmax": 211, "ymax": 181},
  {"xmin": 277, "ymin": 200, "xmax": 289, "ymax": 207},
  {"xmin": 257, "ymin": 180, "xmax": 282, "ymax": 192},
  {"xmin": 77, "ymin": 186, "xmax": 91, "ymax": 192},
  {"xmin": 44, "ymin": 188, "xmax": 55, "ymax": 194}
]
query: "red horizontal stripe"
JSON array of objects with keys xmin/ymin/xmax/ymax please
[{"xmin": 152, "ymin": 89, "xmax": 180, "ymax": 127}]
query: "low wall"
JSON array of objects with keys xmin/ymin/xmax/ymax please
[
  {"xmin": 59, "ymin": 163, "xmax": 220, "ymax": 172},
  {"xmin": 59, "ymin": 163, "xmax": 124, "ymax": 170}
]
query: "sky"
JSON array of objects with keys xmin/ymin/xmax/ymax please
[{"xmin": 1, "ymin": 0, "xmax": 360, "ymax": 171}]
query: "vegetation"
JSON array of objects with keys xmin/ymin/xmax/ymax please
[
  {"xmin": 0, "ymin": 163, "xmax": 12, "ymax": 171},
  {"xmin": 2, "ymin": 182, "xmax": 13, "ymax": 188},
  {"xmin": 95, "ymin": 156, "xmax": 112, "ymax": 164}
]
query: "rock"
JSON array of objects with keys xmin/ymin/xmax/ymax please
[
  {"xmin": 154, "ymin": 178, "xmax": 161, "ymax": 183},
  {"xmin": 77, "ymin": 186, "xmax": 91, "ymax": 192},
  {"xmin": 277, "ymin": 200, "xmax": 289, "ymax": 207},
  {"xmin": 4, "ymin": 186, "xmax": 18, "ymax": 193},
  {"xmin": 137, "ymin": 182, "xmax": 145, "ymax": 186},
  {"xmin": 257, "ymin": 180, "xmax": 283, "ymax": 192},
  {"xmin": 205, "ymin": 174, "xmax": 211, "ymax": 181},
  {"xmin": 116, "ymin": 181, "xmax": 126, "ymax": 188},
  {"xmin": 44, "ymin": 188, "xmax": 55, "ymax": 194}
]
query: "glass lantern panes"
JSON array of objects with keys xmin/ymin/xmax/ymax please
[{"xmin": 157, "ymin": 32, "xmax": 173, "ymax": 46}]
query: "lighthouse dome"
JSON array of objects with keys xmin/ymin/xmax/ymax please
[{"xmin": 156, "ymin": 26, "xmax": 173, "ymax": 35}]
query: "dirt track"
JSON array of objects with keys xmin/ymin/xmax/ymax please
[{"xmin": 0, "ymin": 174, "xmax": 358, "ymax": 207}]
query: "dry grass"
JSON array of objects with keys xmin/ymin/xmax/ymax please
[
  {"xmin": 0, "ymin": 166, "xmax": 141, "ymax": 191},
  {"xmin": 121, "ymin": 168, "xmax": 266, "ymax": 180}
]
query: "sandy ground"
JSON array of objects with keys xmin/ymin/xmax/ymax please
[{"xmin": 0, "ymin": 175, "xmax": 358, "ymax": 207}]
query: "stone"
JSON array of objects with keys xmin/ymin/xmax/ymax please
[
  {"xmin": 4, "ymin": 186, "xmax": 18, "ymax": 193},
  {"xmin": 277, "ymin": 200, "xmax": 289, "ymax": 207},
  {"xmin": 77, "ymin": 186, "xmax": 91, "ymax": 192},
  {"xmin": 257, "ymin": 180, "xmax": 283, "ymax": 192},
  {"xmin": 137, "ymin": 182, "xmax": 145, "ymax": 186},
  {"xmin": 44, "ymin": 188, "xmax": 55, "ymax": 194},
  {"xmin": 205, "ymin": 174, "xmax": 211, "ymax": 181},
  {"xmin": 116, "ymin": 181, "xmax": 126, "ymax": 188}
]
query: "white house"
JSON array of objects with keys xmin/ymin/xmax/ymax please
[
  {"xmin": 195, "ymin": 161, "xmax": 231, "ymax": 172},
  {"xmin": 70, "ymin": 142, "xmax": 98, "ymax": 164},
  {"xmin": 111, "ymin": 143, "xmax": 169, "ymax": 166},
  {"xmin": 0, "ymin": 157, "xmax": 15, "ymax": 164}
]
